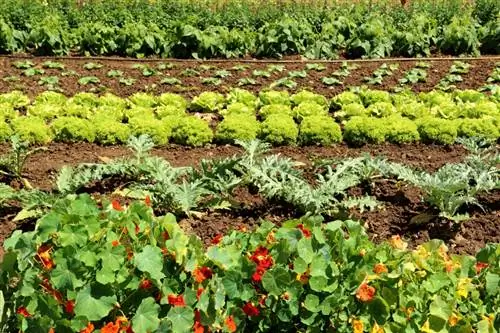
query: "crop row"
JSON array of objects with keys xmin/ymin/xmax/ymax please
[
  {"xmin": 0, "ymin": 0, "xmax": 498, "ymax": 58},
  {"xmin": 4, "ymin": 60, "xmax": 499, "ymax": 94},
  {"xmin": 1, "ymin": 193, "xmax": 499, "ymax": 333},
  {"xmin": 0, "ymin": 88, "xmax": 498, "ymax": 146}
]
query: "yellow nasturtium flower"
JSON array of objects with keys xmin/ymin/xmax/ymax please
[
  {"xmin": 371, "ymin": 322, "xmax": 385, "ymax": 333},
  {"xmin": 448, "ymin": 313, "xmax": 460, "ymax": 327},
  {"xmin": 420, "ymin": 320, "xmax": 432, "ymax": 333},
  {"xmin": 456, "ymin": 278, "xmax": 472, "ymax": 298},
  {"xmin": 352, "ymin": 319, "xmax": 364, "ymax": 333}
]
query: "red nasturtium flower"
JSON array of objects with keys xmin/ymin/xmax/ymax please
[
  {"xmin": 193, "ymin": 266, "xmax": 213, "ymax": 283},
  {"xmin": 373, "ymin": 263, "xmax": 388, "ymax": 274},
  {"xmin": 139, "ymin": 279, "xmax": 153, "ymax": 290},
  {"xmin": 356, "ymin": 282, "xmax": 376, "ymax": 303},
  {"xmin": 80, "ymin": 322, "xmax": 95, "ymax": 333},
  {"xmin": 252, "ymin": 267, "xmax": 266, "ymax": 283},
  {"xmin": 111, "ymin": 200, "xmax": 124, "ymax": 211},
  {"xmin": 144, "ymin": 195, "xmax": 152, "ymax": 207},
  {"xmin": 40, "ymin": 278, "xmax": 63, "ymax": 303},
  {"xmin": 225, "ymin": 316, "xmax": 237, "ymax": 333},
  {"xmin": 37, "ymin": 244, "xmax": 55, "ymax": 270},
  {"xmin": 196, "ymin": 287, "xmax": 204, "ymax": 300},
  {"xmin": 65, "ymin": 300, "xmax": 75, "ymax": 314},
  {"xmin": 16, "ymin": 306, "xmax": 31, "ymax": 318},
  {"xmin": 194, "ymin": 310, "xmax": 204, "ymax": 333},
  {"xmin": 167, "ymin": 294, "xmax": 186, "ymax": 307},
  {"xmin": 475, "ymin": 262, "xmax": 489, "ymax": 274},
  {"xmin": 242, "ymin": 302, "xmax": 260, "ymax": 317},
  {"xmin": 162, "ymin": 231, "xmax": 170, "ymax": 241},
  {"xmin": 297, "ymin": 224, "xmax": 311, "ymax": 238},
  {"xmin": 249, "ymin": 247, "xmax": 273, "ymax": 269},
  {"xmin": 211, "ymin": 234, "xmax": 223, "ymax": 245}
]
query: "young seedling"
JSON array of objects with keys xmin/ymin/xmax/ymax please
[
  {"xmin": 201, "ymin": 77, "xmax": 222, "ymax": 86},
  {"xmin": 107, "ymin": 70, "xmax": 123, "ymax": 78},
  {"xmin": 238, "ymin": 77, "xmax": 258, "ymax": 86},
  {"xmin": 321, "ymin": 77, "xmax": 343, "ymax": 86},
  {"xmin": 181, "ymin": 68, "xmax": 200, "ymax": 77},
  {"xmin": 267, "ymin": 64, "xmax": 285, "ymax": 73},
  {"xmin": 13, "ymin": 60, "xmax": 35, "ymax": 69},
  {"xmin": 332, "ymin": 61, "xmax": 358, "ymax": 77},
  {"xmin": 270, "ymin": 77, "xmax": 297, "ymax": 89},
  {"xmin": 364, "ymin": 63, "xmax": 399, "ymax": 85},
  {"xmin": 3, "ymin": 76, "xmax": 20, "ymax": 82},
  {"xmin": 231, "ymin": 64, "xmax": 249, "ymax": 71},
  {"xmin": 83, "ymin": 62, "xmax": 103, "ymax": 70},
  {"xmin": 450, "ymin": 61, "xmax": 470, "ymax": 75},
  {"xmin": 38, "ymin": 76, "xmax": 59, "ymax": 86},
  {"xmin": 305, "ymin": 63, "xmax": 326, "ymax": 71},
  {"xmin": 42, "ymin": 61, "xmax": 65, "ymax": 70},
  {"xmin": 199, "ymin": 65, "xmax": 215, "ymax": 72},
  {"xmin": 398, "ymin": 68, "xmax": 427, "ymax": 85},
  {"xmin": 157, "ymin": 62, "xmax": 175, "ymax": 70},
  {"xmin": 132, "ymin": 64, "xmax": 158, "ymax": 77},
  {"xmin": 61, "ymin": 70, "xmax": 79, "ymax": 77},
  {"xmin": 214, "ymin": 70, "xmax": 231, "ymax": 78},
  {"xmin": 22, "ymin": 68, "xmax": 45, "ymax": 77},
  {"xmin": 78, "ymin": 76, "xmax": 101, "ymax": 85},
  {"xmin": 288, "ymin": 70, "xmax": 307, "ymax": 78},
  {"xmin": 252, "ymin": 70, "xmax": 271, "ymax": 78},
  {"xmin": 119, "ymin": 77, "xmax": 136, "ymax": 86}
]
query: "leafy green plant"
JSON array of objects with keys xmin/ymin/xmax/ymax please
[
  {"xmin": 439, "ymin": 15, "xmax": 480, "ymax": 55},
  {"xmin": 11, "ymin": 116, "xmax": 52, "ymax": 144},
  {"xmin": 51, "ymin": 117, "xmax": 96, "ymax": 143},
  {"xmin": 42, "ymin": 61, "xmax": 65, "ymax": 70},
  {"xmin": 78, "ymin": 76, "xmax": 101, "ymax": 85},
  {"xmin": 417, "ymin": 118, "xmax": 458, "ymax": 144},
  {"xmin": 13, "ymin": 60, "xmax": 34, "ymax": 69},
  {"xmin": 22, "ymin": 68, "xmax": 44, "ymax": 77},
  {"xmin": 171, "ymin": 116, "xmax": 213, "ymax": 147},
  {"xmin": 238, "ymin": 77, "xmax": 258, "ymax": 86},
  {"xmin": 83, "ymin": 62, "xmax": 103, "ymax": 70},
  {"xmin": 321, "ymin": 77, "xmax": 343, "ymax": 86},
  {"xmin": 216, "ymin": 114, "xmax": 260, "ymax": 143},
  {"xmin": 299, "ymin": 115, "xmax": 342, "ymax": 146},
  {"xmin": 107, "ymin": 70, "xmax": 123, "ymax": 78},
  {"xmin": 253, "ymin": 70, "xmax": 271, "ymax": 78},
  {"xmin": 119, "ymin": 77, "xmax": 136, "ymax": 86},
  {"xmin": 270, "ymin": 77, "xmax": 297, "ymax": 89},
  {"xmin": 343, "ymin": 116, "xmax": 387, "ymax": 145},
  {"xmin": 190, "ymin": 92, "xmax": 225, "ymax": 112},
  {"xmin": 288, "ymin": 70, "xmax": 307, "ymax": 78},
  {"xmin": 305, "ymin": 63, "xmax": 326, "ymax": 71},
  {"xmin": 260, "ymin": 114, "xmax": 298, "ymax": 145},
  {"xmin": 201, "ymin": 77, "xmax": 222, "ymax": 86}
]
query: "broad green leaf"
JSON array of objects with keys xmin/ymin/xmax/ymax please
[
  {"xmin": 167, "ymin": 306, "xmax": 194, "ymax": 333},
  {"xmin": 309, "ymin": 276, "xmax": 327, "ymax": 292},
  {"xmin": 262, "ymin": 268, "xmax": 291, "ymax": 296},
  {"xmin": 304, "ymin": 294, "xmax": 320, "ymax": 312},
  {"xmin": 297, "ymin": 238, "xmax": 314, "ymax": 264},
  {"xmin": 133, "ymin": 245, "xmax": 165, "ymax": 282},
  {"xmin": 74, "ymin": 286, "xmax": 117, "ymax": 321},
  {"xmin": 485, "ymin": 273, "xmax": 499, "ymax": 296},
  {"xmin": 50, "ymin": 266, "xmax": 83, "ymax": 290},
  {"xmin": 0, "ymin": 291, "xmax": 4, "ymax": 324},
  {"xmin": 429, "ymin": 296, "xmax": 452, "ymax": 322},
  {"xmin": 368, "ymin": 297, "xmax": 390, "ymax": 324},
  {"xmin": 132, "ymin": 298, "xmax": 160, "ymax": 333}
]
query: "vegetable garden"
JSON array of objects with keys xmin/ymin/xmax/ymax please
[{"xmin": 0, "ymin": 0, "xmax": 499, "ymax": 332}]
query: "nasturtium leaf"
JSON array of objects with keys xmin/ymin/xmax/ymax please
[
  {"xmin": 74, "ymin": 286, "xmax": 117, "ymax": 321},
  {"xmin": 309, "ymin": 255, "xmax": 327, "ymax": 277},
  {"xmin": 133, "ymin": 245, "xmax": 165, "ymax": 281},
  {"xmin": 262, "ymin": 268, "xmax": 291, "ymax": 296},
  {"xmin": 132, "ymin": 297, "xmax": 160, "ymax": 333},
  {"xmin": 297, "ymin": 238, "xmax": 314, "ymax": 264},
  {"xmin": 50, "ymin": 266, "xmax": 83, "ymax": 290},
  {"xmin": 167, "ymin": 306, "xmax": 194, "ymax": 333},
  {"xmin": 58, "ymin": 225, "xmax": 88, "ymax": 247},
  {"xmin": 300, "ymin": 309, "xmax": 318, "ymax": 326},
  {"xmin": 76, "ymin": 250, "xmax": 97, "ymax": 267},
  {"xmin": 198, "ymin": 290, "xmax": 209, "ymax": 312},
  {"xmin": 367, "ymin": 297, "xmax": 390, "ymax": 324},
  {"xmin": 304, "ymin": 294, "xmax": 320, "ymax": 312},
  {"xmin": 222, "ymin": 270, "xmax": 243, "ymax": 299},
  {"xmin": 206, "ymin": 245, "xmax": 241, "ymax": 270},
  {"xmin": 100, "ymin": 249, "xmax": 125, "ymax": 272},
  {"xmin": 35, "ymin": 213, "xmax": 60, "ymax": 242},
  {"xmin": 429, "ymin": 296, "xmax": 452, "ymax": 322},
  {"xmin": 293, "ymin": 257, "xmax": 308, "ymax": 274},
  {"xmin": 312, "ymin": 227, "xmax": 325, "ymax": 244},
  {"xmin": 485, "ymin": 273, "xmax": 499, "ymax": 296},
  {"xmin": 96, "ymin": 267, "xmax": 115, "ymax": 285},
  {"xmin": 309, "ymin": 276, "xmax": 327, "ymax": 292}
]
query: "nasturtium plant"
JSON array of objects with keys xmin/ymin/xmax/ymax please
[{"xmin": 1, "ymin": 196, "xmax": 498, "ymax": 333}]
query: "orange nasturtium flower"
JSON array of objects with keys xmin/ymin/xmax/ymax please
[
  {"xmin": 101, "ymin": 322, "xmax": 120, "ymax": 333},
  {"xmin": 352, "ymin": 319, "xmax": 364, "ymax": 333},
  {"xmin": 80, "ymin": 322, "xmax": 95, "ymax": 333},
  {"xmin": 196, "ymin": 287, "xmax": 204, "ymax": 300},
  {"xmin": 167, "ymin": 294, "xmax": 186, "ymax": 307},
  {"xmin": 389, "ymin": 235, "xmax": 408, "ymax": 250},
  {"xmin": 194, "ymin": 310, "xmax": 205, "ymax": 333},
  {"xmin": 475, "ymin": 262, "xmax": 489, "ymax": 274},
  {"xmin": 144, "ymin": 195, "xmax": 152, "ymax": 207},
  {"xmin": 225, "ymin": 316, "xmax": 237, "ymax": 333},
  {"xmin": 111, "ymin": 240, "xmax": 120, "ymax": 247},
  {"xmin": 49, "ymin": 328, "xmax": 55, "ymax": 333},
  {"xmin": 296, "ymin": 224, "xmax": 311, "ymax": 238},
  {"xmin": 111, "ymin": 200, "xmax": 124, "ymax": 211},
  {"xmin": 356, "ymin": 282, "xmax": 376, "ymax": 302},
  {"xmin": 193, "ymin": 266, "xmax": 213, "ymax": 283},
  {"xmin": 37, "ymin": 244, "xmax": 55, "ymax": 270},
  {"xmin": 373, "ymin": 263, "xmax": 388, "ymax": 274},
  {"xmin": 211, "ymin": 234, "xmax": 223, "ymax": 245}
]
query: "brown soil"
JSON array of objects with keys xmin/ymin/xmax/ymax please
[
  {"xmin": 1, "ymin": 142, "xmax": 498, "ymax": 259},
  {"xmin": 0, "ymin": 57, "xmax": 498, "ymax": 98}
]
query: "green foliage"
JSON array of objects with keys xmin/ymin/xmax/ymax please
[
  {"xmin": 226, "ymin": 88, "xmax": 258, "ymax": 109},
  {"xmin": 366, "ymin": 102, "xmax": 397, "ymax": 118},
  {"xmin": 11, "ymin": 116, "xmax": 52, "ymax": 144},
  {"xmin": 0, "ymin": 91, "xmax": 29, "ymax": 108},
  {"xmin": 260, "ymin": 114, "xmax": 298, "ymax": 145},
  {"xmin": 346, "ymin": 17, "xmax": 394, "ymax": 58},
  {"xmin": 129, "ymin": 116, "xmax": 170, "ymax": 145},
  {"xmin": 0, "ymin": 120, "xmax": 12, "ymax": 142},
  {"xmin": 299, "ymin": 115, "xmax": 342, "ymax": 146},
  {"xmin": 2, "ymin": 194, "xmax": 499, "ymax": 333},
  {"xmin": 439, "ymin": 15, "xmax": 480, "ymax": 55},
  {"xmin": 171, "ymin": 116, "xmax": 213, "ymax": 147},
  {"xmin": 331, "ymin": 91, "xmax": 362, "ymax": 111},
  {"xmin": 344, "ymin": 116, "xmax": 386, "ymax": 145},
  {"xmin": 190, "ymin": 92, "xmax": 225, "ymax": 113},
  {"xmin": 94, "ymin": 119, "xmax": 131, "ymax": 145},
  {"xmin": 398, "ymin": 102, "xmax": 430, "ymax": 120},
  {"xmin": 129, "ymin": 93, "xmax": 157, "ymax": 108},
  {"xmin": 336, "ymin": 103, "xmax": 366, "ymax": 120},
  {"xmin": 156, "ymin": 105, "xmax": 186, "ymax": 119},
  {"xmin": 27, "ymin": 16, "xmax": 71, "ymax": 55},
  {"xmin": 50, "ymin": 117, "xmax": 96, "ymax": 143},
  {"xmin": 385, "ymin": 116, "xmax": 420, "ymax": 143},
  {"xmin": 417, "ymin": 118, "xmax": 458, "ymax": 144},
  {"xmin": 221, "ymin": 103, "xmax": 255, "ymax": 117},
  {"xmin": 393, "ymin": 14, "xmax": 437, "ymax": 57},
  {"xmin": 259, "ymin": 90, "xmax": 290, "ymax": 106},
  {"xmin": 293, "ymin": 102, "xmax": 329, "ymax": 122},
  {"xmin": 454, "ymin": 89, "xmax": 486, "ymax": 103},
  {"xmin": 158, "ymin": 93, "xmax": 188, "ymax": 110},
  {"xmin": 259, "ymin": 104, "xmax": 293, "ymax": 120},
  {"xmin": 291, "ymin": 90, "xmax": 328, "ymax": 108},
  {"xmin": 458, "ymin": 118, "xmax": 500, "ymax": 140},
  {"xmin": 359, "ymin": 90, "xmax": 392, "ymax": 106},
  {"xmin": 34, "ymin": 91, "xmax": 67, "ymax": 106},
  {"xmin": 216, "ymin": 115, "xmax": 260, "ymax": 143}
]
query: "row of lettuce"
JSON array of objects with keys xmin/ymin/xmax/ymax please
[
  {"xmin": 0, "ymin": 88, "xmax": 499, "ymax": 147},
  {"xmin": 1, "ymin": 195, "xmax": 499, "ymax": 332},
  {"xmin": 0, "ymin": 3, "xmax": 498, "ymax": 58}
]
